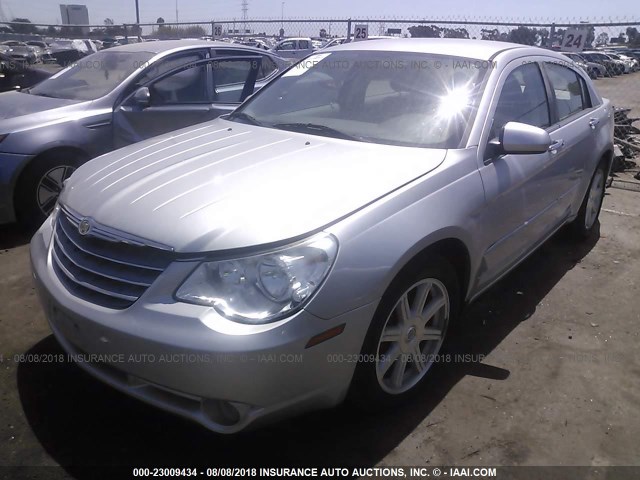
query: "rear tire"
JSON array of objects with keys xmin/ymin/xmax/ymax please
[
  {"xmin": 568, "ymin": 161, "xmax": 607, "ymax": 240},
  {"xmin": 349, "ymin": 255, "xmax": 460, "ymax": 410},
  {"xmin": 15, "ymin": 152, "xmax": 80, "ymax": 231}
]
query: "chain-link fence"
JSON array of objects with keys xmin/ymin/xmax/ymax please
[{"xmin": 1, "ymin": 17, "xmax": 639, "ymax": 46}]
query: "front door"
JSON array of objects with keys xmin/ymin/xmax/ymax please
[
  {"xmin": 475, "ymin": 61, "xmax": 560, "ymax": 290},
  {"xmin": 113, "ymin": 56, "xmax": 261, "ymax": 148}
]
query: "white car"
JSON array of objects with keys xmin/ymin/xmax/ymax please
[
  {"xmin": 31, "ymin": 39, "xmax": 614, "ymax": 433},
  {"xmin": 271, "ymin": 37, "xmax": 315, "ymax": 59}
]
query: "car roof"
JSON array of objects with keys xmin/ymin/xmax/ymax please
[
  {"xmin": 106, "ymin": 39, "xmax": 261, "ymax": 54},
  {"xmin": 329, "ymin": 38, "xmax": 535, "ymax": 60}
]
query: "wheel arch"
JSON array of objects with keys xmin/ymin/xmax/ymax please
[{"xmin": 387, "ymin": 236, "xmax": 472, "ymax": 306}]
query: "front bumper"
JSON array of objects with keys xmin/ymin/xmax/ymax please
[
  {"xmin": 30, "ymin": 219, "xmax": 376, "ymax": 433},
  {"xmin": 0, "ymin": 151, "xmax": 33, "ymax": 224}
]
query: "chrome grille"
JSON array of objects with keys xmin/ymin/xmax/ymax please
[{"xmin": 52, "ymin": 208, "xmax": 175, "ymax": 309}]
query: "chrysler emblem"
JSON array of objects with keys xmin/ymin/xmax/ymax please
[{"xmin": 78, "ymin": 219, "xmax": 91, "ymax": 236}]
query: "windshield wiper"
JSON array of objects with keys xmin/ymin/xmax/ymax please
[
  {"xmin": 272, "ymin": 122, "xmax": 364, "ymax": 142},
  {"xmin": 227, "ymin": 111, "xmax": 266, "ymax": 126}
]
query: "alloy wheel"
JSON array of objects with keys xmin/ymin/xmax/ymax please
[
  {"xmin": 36, "ymin": 165, "xmax": 75, "ymax": 216},
  {"xmin": 376, "ymin": 278, "xmax": 450, "ymax": 394}
]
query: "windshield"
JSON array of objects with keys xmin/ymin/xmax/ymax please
[
  {"xmin": 229, "ymin": 50, "xmax": 488, "ymax": 148},
  {"xmin": 30, "ymin": 50, "xmax": 154, "ymax": 100}
]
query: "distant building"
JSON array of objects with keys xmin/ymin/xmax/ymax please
[{"xmin": 59, "ymin": 4, "xmax": 90, "ymax": 34}]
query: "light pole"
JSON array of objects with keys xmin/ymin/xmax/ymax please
[
  {"xmin": 281, "ymin": 2, "xmax": 284, "ymax": 29},
  {"xmin": 175, "ymin": 0, "xmax": 179, "ymax": 23},
  {"xmin": 134, "ymin": 0, "xmax": 140, "ymax": 24}
]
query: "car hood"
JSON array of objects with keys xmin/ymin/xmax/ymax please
[
  {"xmin": 61, "ymin": 119, "xmax": 447, "ymax": 253},
  {"xmin": 0, "ymin": 91, "xmax": 82, "ymax": 121}
]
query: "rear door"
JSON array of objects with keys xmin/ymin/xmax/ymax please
[{"xmin": 541, "ymin": 61, "xmax": 602, "ymax": 214}]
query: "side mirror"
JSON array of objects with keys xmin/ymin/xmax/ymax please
[
  {"xmin": 132, "ymin": 86, "xmax": 150, "ymax": 108},
  {"xmin": 500, "ymin": 122, "xmax": 552, "ymax": 155}
]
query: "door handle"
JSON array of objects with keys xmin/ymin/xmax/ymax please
[
  {"xmin": 589, "ymin": 118, "xmax": 600, "ymax": 129},
  {"xmin": 548, "ymin": 139, "xmax": 564, "ymax": 153}
]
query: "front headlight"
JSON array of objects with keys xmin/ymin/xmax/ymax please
[{"xmin": 175, "ymin": 233, "xmax": 338, "ymax": 324}]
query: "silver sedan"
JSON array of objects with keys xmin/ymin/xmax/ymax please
[{"xmin": 31, "ymin": 39, "xmax": 613, "ymax": 433}]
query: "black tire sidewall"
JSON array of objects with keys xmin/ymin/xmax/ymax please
[
  {"xmin": 349, "ymin": 255, "xmax": 460, "ymax": 409},
  {"xmin": 570, "ymin": 162, "xmax": 607, "ymax": 239},
  {"xmin": 15, "ymin": 154, "xmax": 80, "ymax": 231}
]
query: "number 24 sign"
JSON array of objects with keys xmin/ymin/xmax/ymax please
[{"xmin": 561, "ymin": 28, "xmax": 588, "ymax": 52}]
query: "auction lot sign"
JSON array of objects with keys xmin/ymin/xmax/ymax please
[
  {"xmin": 353, "ymin": 24, "xmax": 369, "ymax": 41},
  {"xmin": 560, "ymin": 28, "xmax": 589, "ymax": 51}
]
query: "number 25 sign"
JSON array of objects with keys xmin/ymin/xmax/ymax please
[
  {"xmin": 561, "ymin": 28, "xmax": 588, "ymax": 52},
  {"xmin": 353, "ymin": 24, "xmax": 369, "ymax": 41}
]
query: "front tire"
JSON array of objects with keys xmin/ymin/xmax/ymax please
[
  {"xmin": 568, "ymin": 161, "xmax": 607, "ymax": 240},
  {"xmin": 15, "ymin": 152, "xmax": 80, "ymax": 231},
  {"xmin": 349, "ymin": 256, "xmax": 460, "ymax": 409}
]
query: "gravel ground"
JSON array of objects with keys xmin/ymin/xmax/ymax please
[{"xmin": 0, "ymin": 70, "xmax": 639, "ymax": 479}]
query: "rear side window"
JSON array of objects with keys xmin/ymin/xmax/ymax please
[
  {"xmin": 299, "ymin": 40, "xmax": 310, "ymax": 49},
  {"xmin": 213, "ymin": 50, "xmax": 278, "ymax": 80},
  {"xmin": 544, "ymin": 63, "xmax": 588, "ymax": 120},
  {"xmin": 491, "ymin": 63, "xmax": 550, "ymax": 138}
]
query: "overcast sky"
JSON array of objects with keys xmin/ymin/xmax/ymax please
[{"xmin": 0, "ymin": 0, "xmax": 638, "ymax": 25}]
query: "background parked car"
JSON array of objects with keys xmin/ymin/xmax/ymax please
[
  {"xmin": 270, "ymin": 37, "xmax": 315, "ymax": 59},
  {"xmin": 1, "ymin": 41, "xmax": 37, "ymax": 64},
  {"xmin": 562, "ymin": 52, "xmax": 601, "ymax": 79},
  {"xmin": 581, "ymin": 51, "xmax": 622, "ymax": 76},
  {"xmin": 604, "ymin": 52, "xmax": 638, "ymax": 72},
  {"xmin": 101, "ymin": 37, "xmax": 121, "ymax": 49},
  {"xmin": 49, "ymin": 39, "xmax": 90, "ymax": 65},
  {"xmin": 0, "ymin": 40, "xmax": 288, "ymax": 228},
  {"xmin": 0, "ymin": 51, "xmax": 52, "ymax": 92},
  {"xmin": 26, "ymin": 41, "xmax": 56, "ymax": 64}
]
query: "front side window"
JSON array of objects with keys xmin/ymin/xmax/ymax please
[
  {"xmin": 29, "ymin": 50, "xmax": 154, "ymax": 100},
  {"xmin": 229, "ymin": 50, "xmax": 488, "ymax": 149},
  {"xmin": 545, "ymin": 63, "xmax": 587, "ymax": 120},
  {"xmin": 491, "ymin": 63, "xmax": 550, "ymax": 138}
]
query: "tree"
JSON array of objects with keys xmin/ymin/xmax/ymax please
[
  {"xmin": 481, "ymin": 28, "xmax": 500, "ymax": 41},
  {"xmin": 507, "ymin": 26, "xmax": 539, "ymax": 45},
  {"xmin": 104, "ymin": 18, "xmax": 114, "ymax": 26},
  {"xmin": 595, "ymin": 32, "xmax": 609, "ymax": 46},
  {"xmin": 408, "ymin": 25, "xmax": 441, "ymax": 38},
  {"xmin": 442, "ymin": 27, "xmax": 469, "ymax": 39},
  {"xmin": 10, "ymin": 17, "xmax": 37, "ymax": 34},
  {"xmin": 627, "ymin": 27, "xmax": 640, "ymax": 45},
  {"xmin": 319, "ymin": 28, "xmax": 327, "ymax": 38},
  {"xmin": 156, "ymin": 17, "xmax": 165, "ymax": 24}
]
